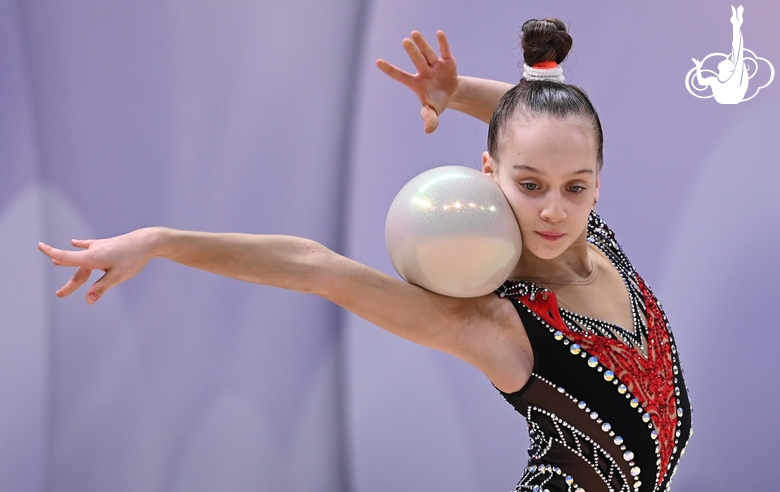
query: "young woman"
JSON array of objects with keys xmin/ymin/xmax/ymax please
[{"xmin": 39, "ymin": 18, "xmax": 691, "ymax": 492}]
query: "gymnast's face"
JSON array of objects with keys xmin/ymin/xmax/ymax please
[{"xmin": 482, "ymin": 115, "xmax": 599, "ymax": 260}]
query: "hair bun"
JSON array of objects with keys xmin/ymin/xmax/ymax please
[{"xmin": 520, "ymin": 18, "xmax": 572, "ymax": 66}]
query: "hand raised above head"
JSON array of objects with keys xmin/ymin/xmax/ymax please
[
  {"xmin": 376, "ymin": 30, "xmax": 459, "ymax": 134},
  {"xmin": 38, "ymin": 228, "xmax": 159, "ymax": 304}
]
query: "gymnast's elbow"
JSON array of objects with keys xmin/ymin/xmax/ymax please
[
  {"xmin": 287, "ymin": 238, "xmax": 345, "ymax": 297},
  {"xmin": 298, "ymin": 241, "xmax": 374, "ymax": 305}
]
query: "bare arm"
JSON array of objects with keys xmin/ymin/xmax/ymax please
[
  {"xmin": 377, "ymin": 30, "xmax": 512, "ymax": 132},
  {"xmin": 449, "ymin": 76, "xmax": 513, "ymax": 124},
  {"xmin": 38, "ymin": 229, "xmax": 531, "ymax": 383},
  {"xmin": 156, "ymin": 229, "xmax": 474, "ymax": 349}
]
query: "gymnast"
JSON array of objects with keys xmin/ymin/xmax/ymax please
[{"xmin": 39, "ymin": 18, "xmax": 691, "ymax": 492}]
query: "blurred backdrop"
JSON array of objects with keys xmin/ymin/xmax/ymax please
[{"xmin": 2, "ymin": 0, "xmax": 779, "ymax": 491}]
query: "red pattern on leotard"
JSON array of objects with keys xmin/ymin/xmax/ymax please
[{"xmin": 520, "ymin": 275, "xmax": 677, "ymax": 487}]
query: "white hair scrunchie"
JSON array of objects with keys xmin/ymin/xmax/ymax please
[{"xmin": 523, "ymin": 63, "xmax": 565, "ymax": 83}]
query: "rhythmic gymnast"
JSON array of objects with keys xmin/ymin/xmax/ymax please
[{"xmin": 39, "ymin": 18, "xmax": 691, "ymax": 492}]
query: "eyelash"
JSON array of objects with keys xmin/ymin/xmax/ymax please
[{"xmin": 520, "ymin": 183, "xmax": 586, "ymax": 194}]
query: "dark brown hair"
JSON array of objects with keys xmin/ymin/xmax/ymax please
[{"xmin": 487, "ymin": 18, "xmax": 604, "ymax": 170}]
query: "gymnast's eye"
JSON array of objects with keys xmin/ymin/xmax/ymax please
[
  {"xmin": 520, "ymin": 182, "xmax": 540, "ymax": 191},
  {"xmin": 567, "ymin": 185, "xmax": 586, "ymax": 194}
]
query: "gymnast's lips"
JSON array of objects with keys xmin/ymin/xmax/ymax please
[{"xmin": 535, "ymin": 231, "xmax": 565, "ymax": 241}]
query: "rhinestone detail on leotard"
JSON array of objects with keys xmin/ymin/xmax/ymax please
[{"xmin": 496, "ymin": 212, "xmax": 692, "ymax": 492}]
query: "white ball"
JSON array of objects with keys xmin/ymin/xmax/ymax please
[{"xmin": 385, "ymin": 166, "xmax": 522, "ymax": 297}]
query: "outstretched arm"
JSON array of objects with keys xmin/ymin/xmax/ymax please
[
  {"xmin": 38, "ymin": 229, "xmax": 531, "ymax": 387},
  {"xmin": 377, "ymin": 30, "xmax": 511, "ymax": 132},
  {"xmin": 37, "ymin": 229, "xmax": 518, "ymax": 365}
]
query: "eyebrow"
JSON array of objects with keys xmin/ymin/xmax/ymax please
[{"xmin": 512, "ymin": 164, "xmax": 594, "ymax": 176}]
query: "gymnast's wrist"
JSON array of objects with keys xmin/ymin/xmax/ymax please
[
  {"xmin": 447, "ymin": 75, "xmax": 467, "ymax": 109},
  {"xmin": 143, "ymin": 226, "xmax": 177, "ymax": 260}
]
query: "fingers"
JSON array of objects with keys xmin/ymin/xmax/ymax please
[
  {"xmin": 38, "ymin": 242, "xmax": 67, "ymax": 263},
  {"xmin": 381, "ymin": 30, "xmax": 452, "ymax": 80},
  {"xmin": 38, "ymin": 242, "xmax": 85, "ymax": 268},
  {"xmin": 411, "ymin": 31, "xmax": 437, "ymax": 65},
  {"xmin": 71, "ymin": 238, "xmax": 95, "ymax": 249},
  {"xmin": 436, "ymin": 31, "xmax": 452, "ymax": 60},
  {"xmin": 39, "ymin": 237, "xmax": 133, "ymax": 304},
  {"xmin": 402, "ymin": 37, "xmax": 429, "ymax": 73},
  {"xmin": 421, "ymin": 106, "xmax": 439, "ymax": 134},
  {"xmin": 375, "ymin": 59, "xmax": 414, "ymax": 84},
  {"xmin": 86, "ymin": 269, "xmax": 120, "ymax": 304},
  {"xmin": 40, "ymin": 241, "xmax": 108, "ymax": 301},
  {"xmin": 56, "ymin": 266, "xmax": 93, "ymax": 298}
]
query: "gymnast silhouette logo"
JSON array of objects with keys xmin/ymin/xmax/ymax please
[{"xmin": 685, "ymin": 5, "xmax": 774, "ymax": 104}]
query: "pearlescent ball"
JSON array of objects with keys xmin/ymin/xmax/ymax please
[{"xmin": 385, "ymin": 166, "xmax": 522, "ymax": 297}]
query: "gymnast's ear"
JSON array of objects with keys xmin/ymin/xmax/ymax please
[{"xmin": 482, "ymin": 151, "xmax": 498, "ymax": 178}]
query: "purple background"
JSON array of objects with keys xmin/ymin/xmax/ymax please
[{"xmin": 2, "ymin": 1, "xmax": 778, "ymax": 491}]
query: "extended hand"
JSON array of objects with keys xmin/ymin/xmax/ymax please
[
  {"xmin": 38, "ymin": 228, "xmax": 158, "ymax": 304},
  {"xmin": 691, "ymin": 58, "xmax": 703, "ymax": 68},
  {"xmin": 376, "ymin": 30, "xmax": 458, "ymax": 134}
]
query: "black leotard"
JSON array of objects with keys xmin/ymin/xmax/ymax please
[{"xmin": 495, "ymin": 213, "xmax": 692, "ymax": 492}]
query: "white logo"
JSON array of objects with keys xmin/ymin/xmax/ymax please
[{"xmin": 685, "ymin": 5, "xmax": 774, "ymax": 104}]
